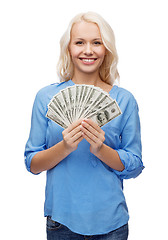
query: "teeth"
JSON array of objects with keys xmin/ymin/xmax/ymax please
[{"xmin": 82, "ymin": 59, "xmax": 95, "ymax": 62}]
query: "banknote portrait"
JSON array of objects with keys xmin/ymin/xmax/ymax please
[{"xmin": 96, "ymin": 110, "xmax": 110, "ymax": 125}]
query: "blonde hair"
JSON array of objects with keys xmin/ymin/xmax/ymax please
[{"xmin": 57, "ymin": 12, "xmax": 119, "ymax": 85}]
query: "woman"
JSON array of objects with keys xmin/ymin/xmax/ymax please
[{"xmin": 25, "ymin": 12, "xmax": 144, "ymax": 240}]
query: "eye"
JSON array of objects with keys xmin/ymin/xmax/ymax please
[
  {"xmin": 93, "ymin": 41, "xmax": 102, "ymax": 45},
  {"xmin": 75, "ymin": 41, "xmax": 84, "ymax": 45}
]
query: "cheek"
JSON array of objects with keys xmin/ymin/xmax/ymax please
[
  {"xmin": 69, "ymin": 46, "xmax": 81, "ymax": 58},
  {"xmin": 97, "ymin": 50, "xmax": 106, "ymax": 65},
  {"xmin": 93, "ymin": 47, "xmax": 106, "ymax": 62},
  {"xmin": 98, "ymin": 47, "xmax": 106, "ymax": 58}
]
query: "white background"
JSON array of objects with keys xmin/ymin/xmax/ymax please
[{"xmin": 0, "ymin": 0, "xmax": 168, "ymax": 239}]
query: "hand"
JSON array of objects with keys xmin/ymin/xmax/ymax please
[
  {"xmin": 62, "ymin": 119, "xmax": 84, "ymax": 153},
  {"xmin": 81, "ymin": 119, "xmax": 105, "ymax": 155}
]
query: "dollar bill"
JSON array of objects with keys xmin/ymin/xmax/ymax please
[
  {"xmin": 53, "ymin": 93, "xmax": 71, "ymax": 125},
  {"xmin": 48, "ymin": 97, "xmax": 70, "ymax": 126},
  {"xmin": 60, "ymin": 88, "xmax": 72, "ymax": 123},
  {"xmin": 46, "ymin": 108, "xmax": 68, "ymax": 129},
  {"xmin": 74, "ymin": 85, "xmax": 81, "ymax": 120},
  {"xmin": 79, "ymin": 86, "xmax": 104, "ymax": 118},
  {"xmin": 88, "ymin": 100, "xmax": 122, "ymax": 127},
  {"xmin": 46, "ymin": 84, "xmax": 122, "ymax": 128}
]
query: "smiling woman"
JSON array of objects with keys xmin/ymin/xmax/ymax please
[{"xmin": 24, "ymin": 11, "xmax": 144, "ymax": 240}]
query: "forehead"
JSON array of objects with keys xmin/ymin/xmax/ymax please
[{"xmin": 71, "ymin": 21, "xmax": 102, "ymax": 40}]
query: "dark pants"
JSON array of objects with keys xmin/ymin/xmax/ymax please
[{"xmin": 46, "ymin": 217, "xmax": 128, "ymax": 240}]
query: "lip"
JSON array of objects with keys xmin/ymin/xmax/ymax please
[{"xmin": 79, "ymin": 58, "xmax": 97, "ymax": 65}]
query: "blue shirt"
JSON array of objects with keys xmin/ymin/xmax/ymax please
[{"xmin": 24, "ymin": 80, "xmax": 144, "ymax": 235}]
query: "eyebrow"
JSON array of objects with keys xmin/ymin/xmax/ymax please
[{"xmin": 74, "ymin": 38, "xmax": 102, "ymax": 41}]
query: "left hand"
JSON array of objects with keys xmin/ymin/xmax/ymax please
[{"xmin": 80, "ymin": 118, "xmax": 105, "ymax": 155}]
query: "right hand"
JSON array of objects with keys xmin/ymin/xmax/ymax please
[{"xmin": 62, "ymin": 119, "xmax": 84, "ymax": 153}]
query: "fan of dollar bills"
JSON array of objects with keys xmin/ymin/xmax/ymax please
[{"xmin": 46, "ymin": 84, "xmax": 122, "ymax": 129}]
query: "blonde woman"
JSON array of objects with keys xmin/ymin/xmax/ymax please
[{"xmin": 25, "ymin": 12, "xmax": 144, "ymax": 240}]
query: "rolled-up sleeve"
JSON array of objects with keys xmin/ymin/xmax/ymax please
[
  {"xmin": 24, "ymin": 89, "xmax": 48, "ymax": 174},
  {"xmin": 114, "ymin": 102, "xmax": 144, "ymax": 179}
]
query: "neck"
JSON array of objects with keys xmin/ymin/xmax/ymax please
[{"xmin": 72, "ymin": 71, "xmax": 102, "ymax": 86}]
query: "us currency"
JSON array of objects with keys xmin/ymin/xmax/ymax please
[
  {"xmin": 77, "ymin": 85, "xmax": 93, "ymax": 119},
  {"xmin": 53, "ymin": 93, "xmax": 71, "ymax": 125},
  {"xmin": 60, "ymin": 88, "xmax": 72, "ymax": 123},
  {"xmin": 79, "ymin": 86, "xmax": 104, "ymax": 118},
  {"xmin": 76, "ymin": 85, "xmax": 85, "ymax": 119},
  {"xmin": 69, "ymin": 86, "xmax": 76, "ymax": 121},
  {"xmin": 77, "ymin": 85, "xmax": 94, "ymax": 118},
  {"xmin": 46, "ymin": 84, "xmax": 122, "ymax": 128},
  {"xmin": 46, "ymin": 108, "xmax": 68, "ymax": 129},
  {"xmin": 74, "ymin": 85, "xmax": 83, "ymax": 120},
  {"xmin": 48, "ymin": 99, "xmax": 70, "ymax": 126},
  {"xmin": 88, "ymin": 100, "xmax": 122, "ymax": 127},
  {"xmin": 85, "ymin": 94, "xmax": 114, "ymax": 118}
]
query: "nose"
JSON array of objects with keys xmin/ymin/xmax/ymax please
[{"xmin": 84, "ymin": 43, "xmax": 93, "ymax": 55}]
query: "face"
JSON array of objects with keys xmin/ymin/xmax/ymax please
[
  {"xmin": 69, "ymin": 21, "xmax": 106, "ymax": 76},
  {"xmin": 97, "ymin": 112, "xmax": 106, "ymax": 124}
]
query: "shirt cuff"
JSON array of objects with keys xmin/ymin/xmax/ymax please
[
  {"xmin": 114, "ymin": 149, "xmax": 145, "ymax": 179},
  {"xmin": 24, "ymin": 152, "xmax": 41, "ymax": 175}
]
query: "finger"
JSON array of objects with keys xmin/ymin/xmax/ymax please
[
  {"xmin": 81, "ymin": 120, "xmax": 105, "ymax": 140},
  {"xmin": 81, "ymin": 125, "xmax": 105, "ymax": 144},
  {"xmin": 71, "ymin": 130, "xmax": 83, "ymax": 142},
  {"xmin": 74, "ymin": 135, "xmax": 84, "ymax": 145},
  {"xmin": 63, "ymin": 119, "xmax": 83, "ymax": 137},
  {"xmin": 82, "ymin": 132, "xmax": 94, "ymax": 145},
  {"xmin": 83, "ymin": 118, "xmax": 104, "ymax": 134},
  {"xmin": 65, "ymin": 119, "xmax": 83, "ymax": 134},
  {"xmin": 63, "ymin": 125, "xmax": 83, "ymax": 147},
  {"xmin": 68, "ymin": 124, "xmax": 82, "ymax": 138},
  {"xmin": 81, "ymin": 126, "xmax": 97, "ymax": 143}
]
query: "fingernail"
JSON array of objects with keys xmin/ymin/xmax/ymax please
[{"xmin": 83, "ymin": 118, "xmax": 88, "ymax": 122}]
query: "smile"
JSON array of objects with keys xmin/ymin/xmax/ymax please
[{"xmin": 79, "ymin": 58, "xmax": 97, "ymax": 64}]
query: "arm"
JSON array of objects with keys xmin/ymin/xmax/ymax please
[
  {"xmin": 81, "ymin": 102, "xmax": 144, "ymax": 179},
  {"xmin": 24, "ymin": 89, "xmax": 83, "ymax": 174},
  {"xmin": 81, "ymin": 119, "xmax": 125, "ymax": 171},
  {"xmin": 30, "ymin": 141, "xmax": 69, "ymax": 174},
  {"xmin": 113, "ymin": 103, "xmax": 144, "ymax": 179},
  {"xmin": 31, "ymin": 120, "xmax": 84, "ymax": 174},
  {"xmin": 93, "ymin": 144, "xmax": 125, "ymax": 171}
]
